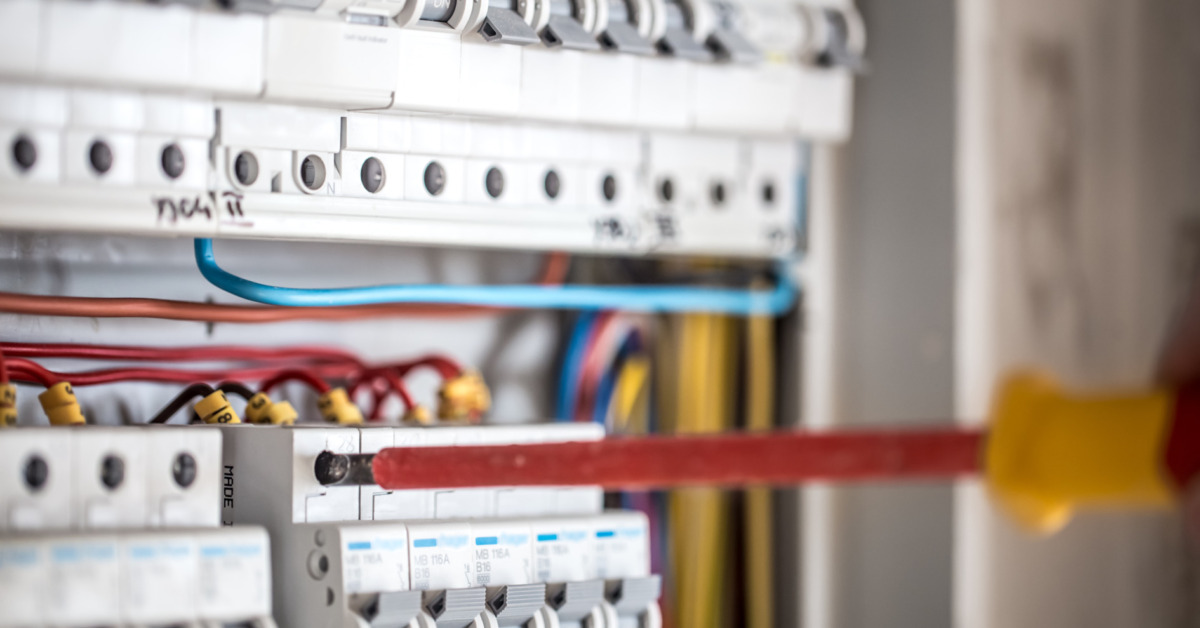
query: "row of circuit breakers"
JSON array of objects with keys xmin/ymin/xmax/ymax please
[
  {"xmin": 0, "ymin": 0, "xmax": 861, "ymax": 258},
  {"xmin": 0, "ymin": 423, "xmax": 659, "ymax": 628}
]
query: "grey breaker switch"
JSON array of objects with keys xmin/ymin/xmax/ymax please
[
  {"xmin": 351, "ymin": 591, "xmax": 424, "ymax": 628},
  {"xmin": 423, "ymin": 588, "xmax": 486, "ymax": 628},
  {"xmin": 707, "ymin": 26, "xmax": 759, "ymax": 64},
  {"xmin": 606, "ymin": 576, "xmax": 662, "ymax": 619},
  {"xmin": 547, "ymin": 580, "xmax": 606, "ymax": 622},
  {"xmin": 219, "ymin": 0, "xmax": 321, "ymax": 12},
  {"xmin": 480, "ymin": 1, "xmax": 541, "ymax": 45},
  {"xmin": 656, "ymin": 0, "xmax": 712, "ymax": 61},
  {"xmin": 815, "ymin": 8, "xmax": 865, "ymax": 71},
  {"xmin": 599, "ymin": 0, "xmax": 656, "ymax": 55},
  {"xmin": 487, "ymin": 583, "xmax": 547, "ymax": 625},
  {"xmin": 543, "ymin": 0, "xmax": 602, "ymax": 52}
]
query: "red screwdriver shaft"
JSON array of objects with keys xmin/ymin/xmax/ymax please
[{"xmin": 371, "ymin": 427, "xmax": 986, "ymax": 490}]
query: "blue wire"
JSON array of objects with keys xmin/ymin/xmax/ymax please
[
  {"xmin": 556, "ymin": 311, "xmax": 600, "ymax": 422},
  {"xmin": 591, "ymin": 330, "xmax": 642, "ymax": 425},
  {"xmin": 193, "ymin": 239, "xmax": 796, "ymax": 315}
]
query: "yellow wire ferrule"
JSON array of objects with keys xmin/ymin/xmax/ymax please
[
  {"xmin": 194, "ymin": 390, "xmax": 241, "ymax": 424},
  {"xmin": 38, "ymin": 382, "xmax": 86, "ymax": 426},
  {"xmin": 244, "ymin": 392, "xmax": 274, "ymax": 424},
  {"xmin": 402, "ymin": 404, "xmax": 433, "ymax": 425},
  {"xmin": 1, "ymin": 383, "xmax": 17, "ymax": 427},
  {"xmin": 317, "ymin": 387, "xmax": 363, "ymax": 425},
  {"xmin": 986, "ymin": 371, "xmax": 1174, "ymax": 533},
  {"xmin": 265, "ymin": 400, "xmax": 298, "ymax": 425},
  {"xmin": 436, "ymin": 371, "xmax": 492, "ymax": 421}
]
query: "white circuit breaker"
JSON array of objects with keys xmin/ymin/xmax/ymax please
[
  {"xmin": 0, "ymin": 0, "xmax": 862, "ymax": 258},
  {"xmin": 221, "ymin": 423, "xmax": 605, "ymax": 530},
  {"xmin": 0, "ymin": 426, "xmax": 222, "ymax": 533},
  {"xmin": 0, "ymin": 525, "xmax": 274, "ymax": 627},
  {"xmin": 276, "ymin": 512, "xmax": 657, "ymax": 628}
]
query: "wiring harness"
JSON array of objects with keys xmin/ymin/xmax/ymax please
[{"xmin": 0, "ymin": 342, "xmax": 489, "ymax": 427}]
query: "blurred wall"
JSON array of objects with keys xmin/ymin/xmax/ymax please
[{"xmin": 829, "ymin": 0, "xmax": 959, "ymax": 625}]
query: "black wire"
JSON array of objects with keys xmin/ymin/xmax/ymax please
[
  {"xmin": 216, "ymin": 381, "xmax": 255, "ymax": 401},
  {"xmin": 148, "ymin": 383, "xmax": 215, "ymax": 424}
]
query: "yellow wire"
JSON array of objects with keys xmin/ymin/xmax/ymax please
[
  {"xmin": 671, "ymin": 313, "xmax": 738, "ymax": 628},
  {"xmin": 745, "ymin": 312, "xmax": 776, "ymax": 628},
  {"xmin": 611, "ymin": 355, "xmax": 651, "ymax": 434}
]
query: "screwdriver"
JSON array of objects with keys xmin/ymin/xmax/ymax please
[{"xmin": 315, "ymin": 370, "xmax": 1200, "ymax": 533}]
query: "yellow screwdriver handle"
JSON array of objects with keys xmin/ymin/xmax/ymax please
[{"xmin": 986, "ymin": 371, "xmax": 1175, "ymax": 533}]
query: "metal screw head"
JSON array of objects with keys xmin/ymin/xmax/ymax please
[
  {"xmin": 172, "ymin": 452, "xmax": 197, "ymax": 489},
  {"xmin": 89, "ymin": 140, "xmax": 113, "ymax": 175},
  {"xmin": 602, "ymin": 174, "xmax": 617, "ymax": 202},
  {"xmin": 659, "ymin": 178, "xmax": 674, "ymax": 202},
  {"xmin": 424, "ymin": 161, "xmax": 447, "ymax": 196},
  {"xmin": 485, "ymin": 166, "xmax": 505, "ymax": 199},
  {"xmin": 12, "ymin": 135, "xmax": 36, "ymax": 172},
  {"xmin": 100, "ymin": 454, "xmax": 124, "ymax": 490},
  {"xmin": 23, "ymin": 455, "xmax": 48, "ymax": 492},
  {"xmin": 161, "ymin": 143, "xmax": 185, "ymax": 180},
  {"xmin": 544, "ymin": 169, "xmax": 561, "ymax": 200},
  {"xmin": 761, "ymin": 180, "xmax": 776, "ymax": 206},
  {"xmin": 234, "ymin": 151, "xmax": 259, "ymax": 186},
  {"xmin": 710, "ymin": 181, "xmax": 726, "ymax": 206},
  {"xmin": 300, "ymin": 155, "xmax": 325, "ymax": 190},
  {"xmin": 360, "ymin": 157, "xmax": 385, "ymax": 194}
]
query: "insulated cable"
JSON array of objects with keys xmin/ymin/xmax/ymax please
[
  {"xmin": 1, "ymin": 342, "xmax": 364, "ymax": 368},
  {"xmin": 148, "ymin": 383, "xmax": 215, "ymax": 424},
  {"xmin": 0, "ymin": 252, "xmax": 571, "ymax": 322},
  {"xmin": 216, "ymin": 381, "xmax": 256, "ymax": 401},
  {"xmin": 258, "ymin": 369, "xmax": 332, "ymax": 395},
  {"xmin": 195, "ymin": 239, "xmax": 796, "ymax": 315}
]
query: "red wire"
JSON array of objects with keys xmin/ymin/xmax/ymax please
[
  {"xmin": 5, "ymin": 362, "xmax": 355, "ymax": 388},
  {"xmin": 7, "ymin": 358, "xmax": 60, "ymax": 387},
  {"xmin": 0, "ymin": 346, "xmax": 8, "ymax": 385},
  {"xmin": 258, "ymin": 369, "xmax": 333, "ymax": 395},
  {"xmin": 0, "ymin": 253, "xmax": 571, "ymax": 323},
  {"xmin": 573, "ymin": 312, "xmax": 614, "ymax": 422},
  {"xmin": 393, "ymin": 355, "xmax": 464, "ymax": 379},
  {"xmin": 348, "ymin": 368, "xmax": 417, "ymax": 421},
  {"xmin": 1, "ymin": 342, "xmax": 364, "ymax": 367}
]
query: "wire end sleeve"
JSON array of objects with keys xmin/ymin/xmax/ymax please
[
  {"xmin": 194, "ymin": 238, "xmax": 797, "ymax": 315},
  {"xmin": 38, "ymin": 382, "xmax": 86, "ymax": 425}
]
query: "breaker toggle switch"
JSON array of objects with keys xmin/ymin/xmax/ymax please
[
  {"xmin": 352, "ymin": 591, "xmax": 424, "ymax": 628},
  {"xmin": 606, "ymin": 576, "xmax": 661, "ymax": 617},
  {"xmin": 655, "ymin": 0, "xmax": 712, "ymax": 61},
  {"xmin": 480, "ymin": 0, "xmax": 541, "ymax": 45},
  {"xmin": 487, "ymin": 583, "xmax": 547, "ymax": 626},
  {"xmin": 803, "ymin": 5, "xmax": 866, "ymax": 71},
  {"xmin": 424, "ymin": 588, "xmax": 487, "ymax": 628},
  {"xmin": 599, "ymin": 0, "xmax": 656, "ymax": 55},
  {"xmin": 542, "ymin": 0, "xmax": 602, "ymax": 50},
  {"xmin": 547, "ymin": 581, "xmax": 606, "ymax": 622},
  {"xmin": 705, "ymin": 1, "xmax": 758, "ymax": 63},
  {"xmin": 222, "ymin": 0, "xmax": 321, "ymax": 12}
]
